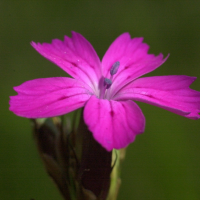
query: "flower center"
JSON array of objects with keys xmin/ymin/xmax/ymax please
[{"xmin": 99, "ymin": 61, "xmax": 120, "ymax": 99}]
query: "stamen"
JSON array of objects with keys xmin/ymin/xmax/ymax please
[
  {"xmin": 110, "ymin": 61, "xmax": 120, "ymax": 76},
  {"xmin": 104, "ymin": 78, "xmax": 112, "ymax": 89}
]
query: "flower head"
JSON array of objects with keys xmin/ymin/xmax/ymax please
[{"xmin": 9, "ymin": 32, "xmax": 200, "ymax": 151}]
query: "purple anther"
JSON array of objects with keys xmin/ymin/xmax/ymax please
[
  {"xmin": 104, "ymin": 78, "xmax": 112, "ymax": 89},
  {"xmin": 110, "ymin": 61, "xmax": 120, "ymax": 76}
]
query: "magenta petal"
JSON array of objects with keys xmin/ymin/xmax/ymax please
[
  {"xmin": 114, "ymin": 75, "xmax": 200, "ymax": 119},
  {"xmin": 9, "ymin": 77, "xmax": 91, "ymax": 118},
  {"xmin": 102, "ymin": 33, "xmax": 168, "ymax": 97},
  {"xmin": 84, "ymin": 96, "xmax": 145, "ymax": 151},
  {"xmin": 31, "ymin": 32, "xmax": 101, "ymax": 94},
  {"xmin": 102, "ymin": 33, "xmax": 132, "ymax": 76}
]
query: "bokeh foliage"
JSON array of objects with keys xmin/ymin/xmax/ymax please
[{"xmin": 1, "ymin": 1, "xmax": 200, "ymax": 199}]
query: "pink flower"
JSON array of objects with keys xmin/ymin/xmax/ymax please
[{"xmin": 9, "ymin": 32, "xmax": 200, "ymax": 151}]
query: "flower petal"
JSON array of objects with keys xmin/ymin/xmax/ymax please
[
  {"xmin": 114, "ymin": 75, "xmax": 200, "ymax": 119},
  {"xmin": 31, "ymin": 32, "xmax": 101, "ymax": 94},
  {"xmin": 84, "ymin": 95, "xmax": 145, "ymax": 151},
  {"xmin": 102, "ymin": 33, "xmax": 132, "ymax": 76},
  {"xmin": 102, "ymin": 33, "xmax": 168, "ymax": 98},
  {"xmin": 9, "ymin": 77, "xmax": 91, "ymax": 118}
]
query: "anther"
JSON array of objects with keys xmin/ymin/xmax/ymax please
[
  {"xmin": 110, "ymin": 61, "xmax": 120, "ymax": 76},
  {"xmin": 104, "ymin": 78, "xmax": 112, "ymax": 89}
]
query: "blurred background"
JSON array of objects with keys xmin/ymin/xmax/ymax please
[{"xmin": 1, "ymin": 1, "xmax": 200, "ymax": 199}]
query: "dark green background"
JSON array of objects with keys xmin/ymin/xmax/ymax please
[{"xmin": 1, "ymin": 1, "xmax": 200, "ymax": 199}]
